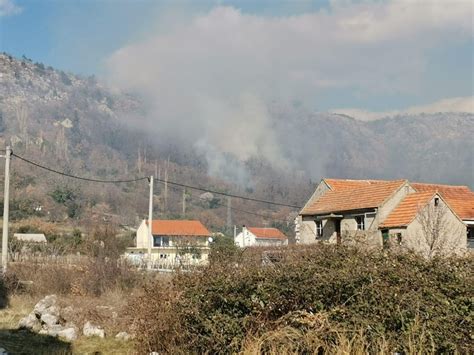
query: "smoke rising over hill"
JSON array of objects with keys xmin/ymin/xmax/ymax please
[{"xmin": 106, "ymin": 4, "xmax": 473, "ymax": 186}]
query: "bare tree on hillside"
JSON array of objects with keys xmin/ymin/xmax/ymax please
[{"xmin": 15, "ymin": 105, "xmax": 29, "ymax": 149}]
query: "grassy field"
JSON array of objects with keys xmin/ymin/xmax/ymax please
[{"xmin": 0, "ymin": 295, "xmax": 135, "ymax": 355}]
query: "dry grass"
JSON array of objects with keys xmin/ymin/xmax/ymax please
[{"xmin": 0, "ymin": 294, "xmax": 135, "ymax": 354}]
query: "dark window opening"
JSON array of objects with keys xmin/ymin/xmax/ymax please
[
  {"xmin": 434, "ymin": 197, "xmax": 439, "ymax": 207},
  {"xmin": 153, "ymin": 236, "xmax": 170, "ymax": 247},
  {"xmin": 382, "ymin": 229, "xmax": 389, "ymax": 249},
  {"xmin": 356, "ymin": 216, "xmax": 365, "ymax": 230},
  {"xmin": 396, "ymin": 233, "xmax": 402, "ymax": 245}
]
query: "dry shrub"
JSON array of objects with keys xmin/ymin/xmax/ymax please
[
  {"xmin": 7, "ymin": 257, "xmax": 141, "ymax": 298},
  {"xmin": 130, "ymin": 245, "xmax": 474, "ymax": 354}
]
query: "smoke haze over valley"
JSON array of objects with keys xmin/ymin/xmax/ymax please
[{"xmin": 1, "ymin": 0, "xmax": 473, "ymax": 195}]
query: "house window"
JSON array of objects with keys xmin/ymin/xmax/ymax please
[
  {"xmin": 153, "ymin": 236, "xmax": 170, "ymax": 247},
  {"xmin": 159, "ymin": 254, "xmax": 168, "ymax": 259},
  {"xmin": 316, "ymin": 220, "xmax": 323, "ymax": 237},
  {"xmin": 356, "ymin": 216, "xmax": 365, "ymax": 230},
  {"xmin": 434, "ymin": 197, "xmax": 439, "ymax": 207},
  {"xmin": 467, "ymin": 228, "xmax": 474, "ymax": 249}
]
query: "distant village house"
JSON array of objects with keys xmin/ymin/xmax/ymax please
[
  {"xmin": 235, "ymin": 226, "xmax": 288, "ymax": 247},
  {"xmin": 297, "ymin": 179, "xmax": 474, "ymax": 256},
  {"xmin": 126, "ymin": 219, "xmax": 212, "ymax": 268}
]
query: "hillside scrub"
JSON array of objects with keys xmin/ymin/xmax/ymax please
[{"xmin": 130, "ymin": 245, "xmax": 474, "ymax": 354}]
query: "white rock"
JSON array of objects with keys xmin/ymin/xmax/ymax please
[
  {"xmin": 18, "ymin": 312, "xmax": 40, "ymax": 330},
  {"xmin": 58, "ymin": 327, "xmax": 77, "ymax": 341},
  {"xmin": 0, "ymin": 347, "xmax": 7, "ymax": 355},
  {"xmin": 83, "ymin": 321, "xmax": 105, "ymax": 338},
  {"xmin": 33, "ymin": 295, "xmax": 58, "ymax": 316},
  {"xmin": 45, "ymin": 324, "xmax": 64, "ymax": 337},
  {"xmin": 40, "ymin": 313, "xmax": 59, "ymax": 327},
  {"xmin": 115, "ymin": 331, "xmax": 131, "ymax": 341}
]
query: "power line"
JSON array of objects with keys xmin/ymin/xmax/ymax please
[
  {"xmin": 160, "ymin": 181, "xmax": 292, "ymax": 224},
  {"xmin": 12, "ymin": 153, "xmax": 148, "ymax": 184},
  {"xmin": 153, "ymin": 176, "xmax": 301, "ymax": 209},
  {"xmin": 12, "ymin": 152, "xmax": 302, "ymax": 209}
]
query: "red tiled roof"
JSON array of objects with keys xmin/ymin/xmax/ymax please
[
  {"xmin": 301, "ymin": 180, "xmax": 406, "ymax": 215},
  {"xmin": 147, "ymin": 220, "xmax": 211, "ymax": 237},
  {"xmin": 379, "ymin": 192, "xmax": 435, "ymax": 228},
  {"xmin": 324, "ymin": 178, "xmax": 390, "ymax": 191},
  {"xmin": 247, "ymin": 227, "xmax": 287, "ymax": 240},
  {"xmin": 412, "ymin": 183, "xmax": 474, "ymax": 220}
]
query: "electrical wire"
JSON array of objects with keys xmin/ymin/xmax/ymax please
[
  {"xmin": 12, "ymin": 153, "xmax": 148, "ymax": 184},
  {"xmin": 152, "ymin": 176, "xmax": 302, "ymax": 209},
  {"xmin": 156, "ymin": 180, "xmax": 292, "ymax": 224},
  {"xmin": 12, "ymin": 152, "xmax": 302, "ymax": 209}
]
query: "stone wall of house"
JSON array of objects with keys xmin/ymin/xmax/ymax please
[{"xmin": 402, "ymin": 197, "xmax": 467, "ymax": 257}]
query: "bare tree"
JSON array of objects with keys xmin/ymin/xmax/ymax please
[
  {"xmin": 16, "ymin": 105, "xmax": 29, "ymax": 149},
  {"xmin": 415, "ymin": 201, "xmax": 464, "ymax": 258}
]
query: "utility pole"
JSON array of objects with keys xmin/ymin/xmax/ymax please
[
  {"xmin": 2, "ymin": 146, "xmax": 11, "ymax": 273},
  {"xmin": 164, "ymin": 158, "xmax": 169, "ymax": 212},
  {"xmin": 147, "ymin": 175, "xmax": 154, "ymax": 270},
  {"xmin": 226, "ymin": 197, "xmax": 232, "ymax": 228},
  {"xmin": 182, "ymin": 188, "xmax": 186, "ymax": 216}
]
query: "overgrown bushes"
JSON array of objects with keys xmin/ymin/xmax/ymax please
[
  {"xmin": 6, "ymin": 226, "xmax": 141, "ymax": 297},
  {"xmin": 130, "ymin": 245, "xmax": 474, "ymax": 354}
]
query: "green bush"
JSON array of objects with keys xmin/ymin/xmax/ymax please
[{"xmin": 130, "ymin": 245, "xmax": 474, "ymax": 354}]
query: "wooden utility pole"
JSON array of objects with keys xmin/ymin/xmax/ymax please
[
  {"xmin": 164, "ymin": 157, "xmax": 169, "ymax": 212},
  {"xmin": 182, "ymin": 188, "xmax": 186, "ymax": 216},
  {"xmin": 2, "ymin": 146, "xmax": 11, "ymax": 273},
  {"xmin": 137, "ymin": 148, "xmax": 142, "ymax": 174},
  {"xmin": 226, "ymin": 196, "xmax": 232, "ymax": 228},
  {"xmin": 147, "ymin": 175, "xmax": 154, "ymax": 270}
]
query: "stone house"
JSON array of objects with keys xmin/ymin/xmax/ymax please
[
  {"xmin": 125, "ymin": 219, "xmax": 212, "ymax": 268},
  {"xmin": 235, "ymin": 226, "xmax": 288, "ymax": 247},
  {"xmin": 297, "ymin": 178, "xmax": 473, "ymax": 256}
]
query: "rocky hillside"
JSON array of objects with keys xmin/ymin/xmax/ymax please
[
  {"xmin": 0, "ymin": 53, "xmax": 307, "ymax": 233},
  {"xmin": 0, "ymin": 52, "xmax": 472, "ymax": 234}
]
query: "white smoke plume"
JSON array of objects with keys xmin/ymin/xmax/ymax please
[{"xmin": 106, "ymin": 2, "xmax": 472, "ymax": 181}]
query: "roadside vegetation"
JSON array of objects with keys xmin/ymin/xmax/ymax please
[
  {"xmin": 131, "ymin": 245, "xmax": 474, "ymax": 354},
  {"xmin": 1, "ymin": 233, "xmax": 473, "ymax": 354}
]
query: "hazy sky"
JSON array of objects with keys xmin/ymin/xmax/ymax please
[{"xmin": 1, "ymin": 0, "xmax": 473, "ymax": 114}]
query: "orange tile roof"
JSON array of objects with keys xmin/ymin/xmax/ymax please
[
  {"xmin": 412, "ymin": 183, "xmax": 474, "ymax": 220},
  {"xmin": 379, "ymin": 192, "xmax": 435, "ymax": 228},
  {"xmin": 147, "ymin": 220, "xmax": 211, "ymax": 237},
  {"xmin": 301, "ymin": 180, "xmax": 406, "ymax": 215},
  {"xmin": 247, "ymin": 227, "xmax": 287, "ymax": 240},
  {"xmin": 324, "ymin": 178, "xmax": 390, "ymax": 191}
]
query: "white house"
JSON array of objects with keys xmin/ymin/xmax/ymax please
[
  {"xmin": 125, "ymin": 219, "xmax": 212, "ymax": 269},
  {"xmin": 235, "ymin": 226, "xmax": 288, "ymax": 248}
]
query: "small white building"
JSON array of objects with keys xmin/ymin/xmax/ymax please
[
  {"xmin": 13, "ymin": 233, "xmax": 47, "ymax": 243},
  {"xmin": 126, "ymin": 219, "xmax": 212, "ymax": 269},
  {"xmin": 235, "ymin": 226, "xmax": 288, "ymax": 248}
]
